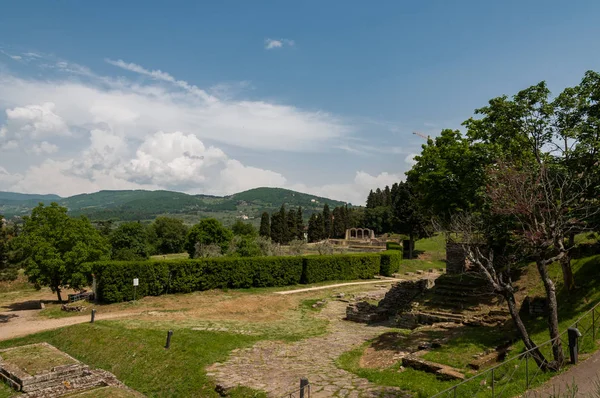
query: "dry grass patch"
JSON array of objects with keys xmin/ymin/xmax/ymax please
[
  {"xmin": 0, "ymin": 343, "xmax": 77, "ymax": 375},
  {"xmin": 66, "ymin": 386, "xmax": 140, "ymax": 397}
]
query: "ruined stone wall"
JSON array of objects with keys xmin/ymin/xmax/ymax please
[{"xmin": 446, "ymin": 242, "xmax": 466, "ymax": 274}]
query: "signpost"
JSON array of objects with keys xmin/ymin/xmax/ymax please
[{"xmin": 133, "ymin": 278, "xmax": 139, "ymax": 301}]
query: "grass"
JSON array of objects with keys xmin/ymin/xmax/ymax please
[
  {"xmin": 66, "ymin": 386, "xmax": 141, "ymax": 397},
  {"xmin": 0, "ymin": 322, "xmax": 268, "ymax": 397},
  {"xmin": 337, "ymin": 250, "xmax": 600, "ymax": 397},
  {"xmin": 0, "ymin": 344, "xmax": 77, "ymax": 376},
  {"xmin": 0, "ymin": 383, "xmax": 14, "ymax": 398}
]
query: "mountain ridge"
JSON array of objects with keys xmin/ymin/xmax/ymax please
[{"xmin": 0, "ymin": 187, "xmax": 350, "ymax": 225}]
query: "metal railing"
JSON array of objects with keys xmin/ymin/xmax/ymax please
[
  {"xmin": 281, "ymin": 378, "xmax": 310, "ymax": 398},
  {"xmin": 431, "ymin": 300, "xmax": 600, "ymax": 398}
]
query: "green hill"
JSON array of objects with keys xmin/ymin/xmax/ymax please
[{"xmin": 0, "ymin": 187, "xmax": 349, "ymax": 225}]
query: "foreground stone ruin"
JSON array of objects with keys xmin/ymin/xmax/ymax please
[{"xmin": 0, "ymin": 343, "xmax": 141, "ymax": 397}]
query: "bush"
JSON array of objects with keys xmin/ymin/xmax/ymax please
[
  {"xmin": 92, "ymin": 256, "xmax": 304, "ymax": 303},
  {"xmin": 92, "ymin": 253, "xmax": 383, "ymax": 303},
  {"xmin": 302, "ymin": 254, "xmax": 381, "ymax": 284},
  {"xmin": 380, "ymin": 250, "xmax": 402, "ymax": 276},
  {"xmin": 386, "ymin": 241, "xmax": 403, "ymax": 251}
]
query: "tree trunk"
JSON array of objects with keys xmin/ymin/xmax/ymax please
[
  {"xmin": 537, "ymin": 260, "xmax": 564, "ymax": 368},
  {"xmin": 56, "ymin": 288, "xmax": 63, "ymax": 303},
  {"xmin": 560, "ymin": 254, "xmax": 576, "ymax": 293},
  {"xmin": 409, "ymin": 232, "xmax": 414, "ymax": 260},
  {"xmin": 504, "ymin": 291, "xmax": 548, "ymax": 370}
]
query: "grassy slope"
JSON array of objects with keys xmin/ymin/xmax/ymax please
[{"xmin": 338, "ymin": 251, "xmax": 600, "ymax": 397}]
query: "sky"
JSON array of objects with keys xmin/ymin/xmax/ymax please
[{"xmin": 0, "ymin": 1, "xmax": 599, "ymax": 205}]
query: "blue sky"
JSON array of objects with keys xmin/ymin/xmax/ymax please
[{"xmin": 1, "ymin": 1, "xmax": 599, "ymax": 204}]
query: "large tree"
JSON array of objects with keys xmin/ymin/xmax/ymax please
[
  {"xmin": 287, "ymin": 209, "xmax": 298, "ymax": 243},
  {"xmin": 185, "ymin": 218, "xmax": 233, "ymax": 258},
  {"xmin": 150, "ymin": 217, "xmax": 188, "ymax": 255},
  {"xmin": 12, "ymin": 203, "xmax": 110, "ymax": 302},
  {"xmin": 391, "ymin": 181, "xmax": 428, "ymax": 258},
  {"xmin": 231, "ymin": 220, "xmax": 257, "ymax": 237},
  {"xmin": 0, "ymin": 215, "xmax": 17, "ymax": 281},
  {"xmin": 110, "ymin": 221, "xmax": 152, "ymax": 260}
]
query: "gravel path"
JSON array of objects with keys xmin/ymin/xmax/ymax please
[
  {"xmin": 275, "ymin": 279, "xmax": 403, "ymax": 295},
  {"xmin": 526, "ymin": 349, "xmax": 600, "ymax": 397},
  {"xmin": 0, "ymin": 310, "xmax": 137, "ymax": 341},
  {"xmin": 206, "ymin": 299, "xmax": 410, "ymax": 398}
]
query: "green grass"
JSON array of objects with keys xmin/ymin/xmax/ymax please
[
  {"xmin": 337, "ymin": 343, "xmax": 457, "ymax": 398},
  {"xmin": 338, "ymin": 253, "xmax": 600, "ymax": 397},
  {"xmin": 0, "ymin": 321, "xmax": 267, "ymax": 397},
  {"xmin": 0, "ymin": 344, "xmax": 77, "ymax": 375},
  {"xmin": 0, "ymin": 382, "xmax": 14, "ymax": 398}
]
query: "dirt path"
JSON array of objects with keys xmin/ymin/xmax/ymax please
[
  {"xmin": 525, "ymin": 350, "xmax": 600, "ymax": 397},
  {"xmin": 206, "ymin": 298, "xmax": 410, "ymax": 398},
  {"xmin": 275, "ymin": 279, "xmax": 403, "ymax": 295},
  {"xmin": 0, "ymin": 310, "xmax": 137, "ymax": 341}
]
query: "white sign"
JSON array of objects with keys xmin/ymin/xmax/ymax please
[{"xmin": 133, "ymin": 278, "xmax": 139, "ymax": 286}]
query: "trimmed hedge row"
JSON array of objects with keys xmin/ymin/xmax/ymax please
[
  {"xmin": 91, "ymin": 254, "xmax": 382, "ymax": 303},
  {"xmin": 302, "ymin": 254, "xmax": 381, "ymax": 284},
  {"xmin": 385, "ymin": 241, "xmax": 403, "ymax": 251},
  {"xmin": 379, "ymin": 250, "xmax": 402, "ymax": 276}
]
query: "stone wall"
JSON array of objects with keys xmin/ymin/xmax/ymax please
[
  {"xmin": 346, "ymin": 278, "xmax": 434, "ymax": 323},
  {"xmin": 446, "ymin": 242, "xmax": 466, "ymax": 274}
]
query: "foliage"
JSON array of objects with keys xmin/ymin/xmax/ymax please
[
  {"xmin": 231, "ymin": 220, "xmax": 257, "ymax": 237},
  {"xmin": 259, "ymin": 212, "xmax": 270, "ymax": 238},
  {"xmin": 385, "ymin": 241, "xmax": 402, "ymax": 251},
  {"xmin": 288, "ymin": 239, "xmax": 307, "ymax": 255},
  {"xmin": 91, "ymin": 252, "xmax": 383, "ymax": 303},
  {"xmin": 322, "ymin": 203, "xmax": 332, "ymax": 238},
  {"xmin": 379, "ymin": 250, "xmax": 402, "ymax": 276},
  {"xmin": 10, "ymin": 203, "xmax": 110, "ymax": 302},
  {"xmin": 193, "ymin": 243, "xmax": 223, "ymax": 258},
  {"xmin": 110, "ymin": 221, "xmax": 152, "ymax": 260},
  {"xmin": 314, "ymin": 241, "xmax": 334, "ymax": 255},
  {"xmin": 185, "ymin": 218, "xmax": 233, "ymax": 258},
  {"xmin": 269, "ymin": 206, "xmax": 288, "ymax": 244},
  {"xmin": 302, "ymin": 253, "xmax": 381, "ymax": 284},
  {"xmin": 0, "ymin": 215, "xmax": 17, "ymax": 281},
  {"xmin": 227, "ymin": 235, "xmax": 263, "ymax": 257},
  {"xmin": 149, "ymin": 217, "xmax": 188, "ymax": 254}
]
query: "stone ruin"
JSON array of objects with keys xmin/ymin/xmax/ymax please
[{"xmin": 0, "ymin": 343, "xmax": 141, "ymax": 397}]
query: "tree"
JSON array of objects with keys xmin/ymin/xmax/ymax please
[
  {"xmin": 392, "ymin": 181, "xmax": 428, "ymax": 258},
  {"xmin": 228, "ymin": 235, "xmax": 262, "ymax": 257},
  {"xmin": 259, "ymin": 212, "xmax": 270, "ymax": 238},
  {"xmin": 307, "ymin": 214, "xmax": 322, "ymax": 243},
  {"xmin": 322, "ymin": 204, "xmax": 332, "ymax": 239},
  {"xmin": 150, "ymin": 217, "xmax": 188, "ymax": 254},
  {"xmin": 331, "ymin": 206, "xmax": 346, "ymax": 238},
  {"xmin": 185, "ymin": 218, "xmax": 233, "ymax": 258},
  {"xmin": 295, "ymin": 207, "xmax": 304, "ymax": 240},
  {"xmin": 270, "ymin": 205, "xmax": 288, "ymax": 244},
  {"xmin": 366, "ymin": 190, "xmax": 376, "ymax": 209},
  {"xmin": 11, "ymin": 203, "xmax": 110, "ymax": 302},
  {"xmin": 0, "ymin": 215, "xmax": 17, "ymax": 281},
  {"xmin": 110, "ymin": 222, "xmax": 152, "ymax": 260},
  {"xmin": 364, "ymin": 206, "xmax": 393, "ymax": 235},
  {"xmin": 231, "ymin": 220, "xmax": 257, "ymax": 237},
  {"xmin": 287, "ymin": 209, "xmax": 297, "ymax": 243}
]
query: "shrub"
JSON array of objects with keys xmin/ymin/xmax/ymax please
[
  {"xmin": 380, "ymin": 250, "xmax": 402, "ymax": 276},
  {"xmin": 386, "ymin": 241, "xmax": 403, "ymax": 251},
  {"xmin": 91, "ymin": 253, "xmax": 382, "ymax": 303},
  {"xmin": 302, "ymin": 254, "xmax": 381, "ymax": 284}
]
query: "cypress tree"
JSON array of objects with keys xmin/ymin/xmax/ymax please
[
  {"xmin": 322, "ymin": 203, "xmax": 332, "ymax": 238},
  {"xmin": 296, "ymin": 207, "xmax": 304, "ymax": 239},
  {"xmin": 270, "ymin": 212, "xmax": 282, "ymax": 243},
  {"xmin": 287, "ymin": 209, "xmax": 297, "ymax": 243},
  {"xmin": 307, "ymin": 213, "xmax": 318, "ymax": 243},
  {"xmin": 259, "ymin": 212, "xmax": 270, "ymax": 238}
]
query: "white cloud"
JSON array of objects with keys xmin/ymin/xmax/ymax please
[
  {"xmin": 404, "ymin": 153, "xmax": 418, "ymax": 167},
  {"xmin": 5, "ymin": 102, "xmax": 69, "ymax": 138},
  {"xmin": 30, "ymin": 141, "xmax": 59, "ymax": 155},
  {"xmin": 265, "ymin": 38, "xmax": 295, "ymax": 50},
  {"xmin": 0, "ymin": 54, "xmax": 404, "ymax": 203},
  {"xmin": 291, "ymin": 170, "xmax": 405, "ymax": 206}
]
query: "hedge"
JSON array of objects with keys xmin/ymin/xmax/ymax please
[
  {"xmin": 91, "ymin": 253, "xmax": 382, "ymax": 303},
  {"xmin": 385, "ymin": 241, "xmax": 403, "ymax": 251},
  {"xmin": 379, "ymin": 250, "xmax": 402, "ymax": 276},
  {"xmin": 302, "ymin": 253, "xmax": 381, "ymax": 284}
]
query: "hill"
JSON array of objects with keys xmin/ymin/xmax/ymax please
[{"xmin": 0, "ymin": 187, "xmax": 349, "ymax": 225}]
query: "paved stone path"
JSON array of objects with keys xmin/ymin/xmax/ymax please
[{"xmin": 206, "ymin": 298, "xmax": 410, "ymax": 398}]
